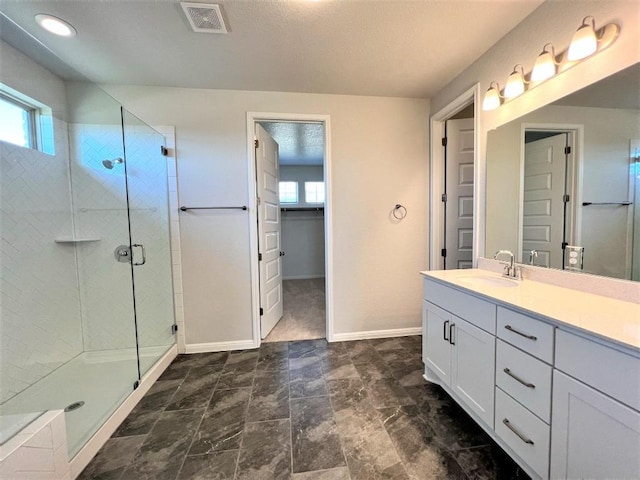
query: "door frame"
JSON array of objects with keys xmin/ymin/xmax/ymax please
[
  {"xmin": 246, "ymin": 112, "xmax": 333, "ymax": 347},
  {"xmin": 429, "ymin": 84, "xmax": 481, "ymax": 270},
  {"xmin": 519, "ymin": 123, "xmax": 584, "ymax": 264}
]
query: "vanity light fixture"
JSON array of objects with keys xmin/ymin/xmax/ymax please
[
  {"xmin": 482, "ymin": 82, "xmax": 502, "ymax": 111},
  {"xmin": 531, "ymin": 44, "xmax": 558, "ymax": 82},
  {"xmin": 504, "ymin": 65, "xmax": 526, "ymax": 99},
  {"xmin": 35, "ymin": 14, "xmax": 76, "ymax": 37},
  {"xmin": 482, "ymin": 16, "xmax": 619, "ymax": 111},
  {"xmin": 568, "ymin": 16, "xmax": 598, "ymax": 61}
]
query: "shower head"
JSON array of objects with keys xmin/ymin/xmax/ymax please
[{"xmin": 102, "ymin": 158, "xmax": 124, "ymax": 169}]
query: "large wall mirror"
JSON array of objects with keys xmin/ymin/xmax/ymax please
[{"xmin": 486, "ymin": 62, "xmax": 640, "ymax": 281}]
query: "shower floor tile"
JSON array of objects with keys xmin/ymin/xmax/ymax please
[{"xmin": 80, "ymin": 336, "xmax": 530, "ymax": 480}]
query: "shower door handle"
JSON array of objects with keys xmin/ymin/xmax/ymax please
[{"xmin": 132, "ymin": 244, "xmax": 146, "ymax": 266}]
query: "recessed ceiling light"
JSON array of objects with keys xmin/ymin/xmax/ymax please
[{"xmin": 35, "ymin": 14, "xmax": 76, "ymax": 37}]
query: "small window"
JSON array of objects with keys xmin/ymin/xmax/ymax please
[
  {"xmin": 279, "ymin": 181, "xmax": 298, "ymax": 204},
  {"xmin": 0, "ymin": 93, "xmax": 36, "ymax": 149},
  {"xmin": 305, "ymin": 181, "xmax": 325, "ymax": 204}
]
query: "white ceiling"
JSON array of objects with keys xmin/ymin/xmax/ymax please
[{"xmin": 0, "ymin": 0, "xmax": 543, "ymax": 99}]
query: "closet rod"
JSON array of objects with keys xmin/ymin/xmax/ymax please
[
  {"xmin": 180, "ymin": 206, "xmax": 248, "ymax": 211},
  {"xmin": 581, "ymin": 201, "xmax": 632, "ymax": 206},
  {"xmin": 280, "ymin": 207, "xmax": 324, "ymax": 212}
]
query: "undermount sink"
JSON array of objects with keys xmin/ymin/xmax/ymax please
[{"xmin": 457, "ymin": 274, "xmax": 520, "ymax": 288}]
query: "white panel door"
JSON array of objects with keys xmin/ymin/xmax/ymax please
[
  {"xmin": 551, "ymin": 370, "xmax": 640, "ymax": 480},
  {"xmin": 450, "ymin": 317, "xmax": 496, "ymax": 427},
  {"xmin": 445, "ymin": 118, "xmax": 474, "ymax": 269},
  {"xmin": 522, "ymin": 134, "xmax": 569, "ymax": 269},
  {"xmin": 256, "ymin": 124, "xmax": 283, "ymax": 338}
]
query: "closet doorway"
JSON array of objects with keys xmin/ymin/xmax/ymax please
[{"xmin": 248, "ymin": 114, "xmax": 332, "ymax": 344}]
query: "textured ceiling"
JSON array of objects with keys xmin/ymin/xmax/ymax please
[
  {"xmin": 0, "ymin": 0, "xmax": 543, "ymax": 99},
  {"xmin": 260, "ymin": 122, "xmax": 324, "ymax": 166}
]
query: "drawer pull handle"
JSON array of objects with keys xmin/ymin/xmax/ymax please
[
  {"xmin": 504, "ymin": 325, "xmax": 537, "ymax": 341},
  {"xmin": 503, "ymin": 368, "xmax": 536, "ymax": 389},
  {"xmin": 503, "ymin": 418, "xmax": 535, "ymax": 445},
  {"xmin": 449, "ymin": 323, "xmax": 455, "ymax": 345},
  {"xmin": 443, "ymin": 320, "xmax": 449, "ymax": 342}
]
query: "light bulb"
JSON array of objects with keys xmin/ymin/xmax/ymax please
[
  {"xmin": 531, "ymin": 44, "xmax": 557, "ymax": 82},
  {"xmin": 568, "ymin": 16, "xmax": 597, "ymax": 61},
  {"xmin": 504, "ymin": 65, "xmax": 526, "ymax": 99},
  {"xmin": 482, "ymin": 82, "xmax": 501, "ymax": 111},
  {"xmin": 35, "ymin": 14, "xmax": 76, "ymax": 37}
]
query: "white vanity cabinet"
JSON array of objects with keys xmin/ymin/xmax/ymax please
[
  {"xmin": 550, "ymin": 330, "xmax": 640, "ymax": 479},
  {"xmin": 421, "ymin": 272, "xmax": 640, "ymax": 480},
  {"xmin": 493, "ymin": 308, "xmax": 554, "ymax": 479},
  {"xmin": 422, "ymin": 280, "xmax": 496, "ymax": 428}
]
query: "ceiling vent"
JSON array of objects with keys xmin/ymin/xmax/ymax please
[{"xmin": 180, "ymin": 2, "xmax": 227, "ymax": 34}]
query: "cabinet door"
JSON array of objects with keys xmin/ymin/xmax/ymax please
[
  {"xmin": 451, "ymin": 317, "xmax": 496, "ymax": 427},
  {"xmin": 424, "ymin": 301, "xmax": 451, "ymax": 384},
  {"xmin": 551, "ymin": 371, "xmax": 640, "ymax": 480}
]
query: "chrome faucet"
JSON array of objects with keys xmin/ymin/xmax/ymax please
[{"xmin": 494, "ymin": 250, "xmax": 522, "ymax": 279}]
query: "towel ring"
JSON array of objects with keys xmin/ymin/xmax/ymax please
[{"xmin": 393, "ymin": 204, "xmax": 407, "ymax": 220}]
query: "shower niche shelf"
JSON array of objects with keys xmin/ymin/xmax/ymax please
[{"xmin": 55, "ymin": 237, "xmax": 101, "ymax": 244}]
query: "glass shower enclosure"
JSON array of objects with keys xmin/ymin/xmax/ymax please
[{"xmin": 0, "ymin": 59, "xmax": 176, "ymax": 459}]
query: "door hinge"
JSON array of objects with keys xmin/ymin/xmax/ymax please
[
  {"xmin": 561, "ymin": 242, "xmax": 568, "ymax": 249},
  {"xmin": 441, "ymin": 248, "xmax": 447, "ymax": 258},
  {"xmin": 160, "ymin": 146, "xmax": 168, "ymax": 156},
  {"xmin": 564, "ymin": 146, "xmax": 571, "ymax": 155},
  {"xmin": 133, "ymin": 380, "xmax": 140, "ymax": 390},
  {"xmin": 441, "ymin": 137, "xmax": 448, "ymax": 147},
  {"xmin": 562, "ymin": 194, "xmax": 570, "ymax": 203},
  {"xmin": 441, "ymin": 193, "xmax": 447, "ymax": 202},
  {"xmin": 171, "ymin": 324, "xmax": 178, "ymax": 334},
  {"xmin": 257, "ymin": 196, "xmax": 262, "ymax": 206},
  {"xmin": 254, "ymin": 139, "xmax": 259, "ymax": 148},
  {"xmin": 258, "ymin": 253, "xmax": 262, "ymax": 261},
  {"xmin": 260, "ymin": 307, "xmax": 264, "ymax": 316}
]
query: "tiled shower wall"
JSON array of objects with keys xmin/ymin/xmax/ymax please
[{"xmin": 0, "ymin": 120, "xmax": 84, "ymax": 404}]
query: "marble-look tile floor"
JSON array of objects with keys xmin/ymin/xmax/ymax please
[
  {"xmin": 79, "ymin": 336, "xmax": 531, "ymax": 480},
  {"xmin": 263, "ymin": 279, "xmax": 326, "ymax": 343}
]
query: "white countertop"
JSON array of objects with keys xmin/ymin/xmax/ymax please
[{"xmin": 421, "ymin": 269, "xmax": 640, "ymax": 351}]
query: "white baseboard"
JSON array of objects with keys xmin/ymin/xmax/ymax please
[
  {"xmin": 69, "ymin": 345, "xmax": 178, "ymax": 479},
  {"xmin": 283, "ymin": 274, "xmax": 326, "ymax": 281},
  {"xmin": 331, "ymin": 327, "xmax": 422, "ymax": 342},
  {"xmin": 185, "ymin": 339, "xmax": 257, "ymax": 353}
]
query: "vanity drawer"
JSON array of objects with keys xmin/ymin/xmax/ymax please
[
  {"xmin": 496, "ymin": 340, "xmax": 552, "ymax": 423},
  {"xmin": 555, "ymin": 329, "xmax": 640, "ymax": 412},
  {"xmin": 497, "ymin": 307, "xmax": 554, "ymax": 363},
  {"xmin": 423, "ymin": 278, "xmax": 496, "ymax": 334},
  {"xmin": 495, "ymin": 388, "xmax": 550, "ymax": 479}
]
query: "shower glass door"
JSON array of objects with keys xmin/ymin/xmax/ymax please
[{"xmin": 122, "ymin": 108, "xmax": 176, "ymax": 376}]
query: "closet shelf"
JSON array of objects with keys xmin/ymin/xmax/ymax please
[{"xmin": 55, "ymin": 237, "xmax": 101, "ymax": 244}]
